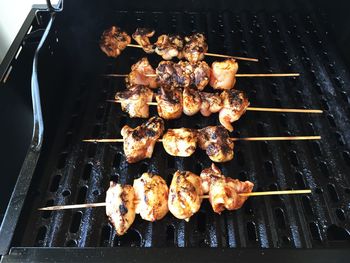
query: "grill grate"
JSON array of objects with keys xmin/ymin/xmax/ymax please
[{"xmin": 12, "ymin": 10, "xmax": 350, "ymax": 249}]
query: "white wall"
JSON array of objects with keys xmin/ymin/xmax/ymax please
[{"xmin": 0, "ymin": 0, "xmax": 59, "ymax": 63}]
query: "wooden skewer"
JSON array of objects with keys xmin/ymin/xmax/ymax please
[
  {"xmin": 83, "ymin": 136, "xmax": 320, "ymax": 143},
  {"xmin": 108, "ymin": 100, "xmax": 323, "ymax": 114},
  {"xmin": 103, "ymin": 73, "xmax": 299, "ymax": 78},
  {"xmin": 38, "ymin": 189, "xmax": 311, "ymax": 211},
  {"xmin": 126, "ymin": 44, "xmax": 259, "ymax": 62}
]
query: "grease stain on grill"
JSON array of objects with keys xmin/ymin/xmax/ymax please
[
  {"xmin": 236, "ymin": 151, "xmax": 245, "ymax": 167},
  {"xmin": 302, "ymin": 196, "xmax": 314, "ymax": 217},
  {"xmin": 114, "ymin": 229, "xmax": 141, "ymax": 247},
  {"xmin": 77, "ymin": 186, "xmax": 88, "ymax": 203},
  {"xmin": 57, "ymin": 153, "xmax": 68, "ymax": 169},
  {"xmin": 342, "ymin": 151, "xmax": 350, "ymax": 166},
  {"xmin": 335, "ymin": 208, "xmax": 346, "ymax": 221},
  {"xmin": 50, "ymin": 174, "xmax": 61, "ymax": 192},
  {"xmin": 87, "ymin": 143, "xmax": 97, "ymax": 158},
  {"xmin": 264, "ymin": 161, "xmax": 274, "ymax": 177},
  {"xmin": 289, "ymin": 151, "xmax": 299, "ymax": 167},
  {"xmin": 82, "ymin": 163, "xmax": 92, "ymax": 180},
  {"xmin": 327, "ymin": 184, "xmax": 340, "ymax": 202},
  {"xmin": 113, "ymin": 152, "xmax": 122, "ymax": 167},
  {"xmin": 197, "ymin": 211, "xmax": 207, "ymax": 233},
  {"xmin": 246, "ymin": 222, "xmax": 258, "ymax": 242},
  {"xmin": 166, "ymin": 224, "xmax": 175, "ymax": 246},
  {"xmin": 274, "ymin": 208, "xmax": 286, "ymax": 229},
  {"xmin": 96, "ymin": 106, "xmax": 105, "ymax": 120},
  {"xmin": 100, "ymin": 225, "xmax": 111, "ymax": 246},
  {"xmin": 327, "ymin": 225, "xmax": 350, "ymax": 241},
  {"xmin": 311, "ymin": 141, "xmax": 322, "ymax": 156},
  {"xmin": 34, "ymin": 226, "xmax": 47, "ymax": 246},
  {"xmin": 309, "ymin": 222, "xmax": 321, "ymax": 241},
  {"xmin": 295, "ymin": 171, "xmax": 306, "ymax": 188},
  {"xmin": 70, "ymin": 211, "xmax": 83, "ymax": 233}
]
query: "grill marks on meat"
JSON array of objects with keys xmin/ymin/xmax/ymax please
[
  {"xmin": 121, "ymin": 117, "xmax": 165, "ymax": 163},
  {"xmin": 209, "ymin": 177, "xmax": 254, "ymax": 214},
  {"xmin": 105, "ymin": 182, "xmax": 136, "ymax": 236},
  {"xmin": 210, "ymin": 59, "xmax": 239, "ymax": 90},
  {"xmin": 162, "ymin": 128, "xmax": 198, "ymax": 157},
  {"xmin": 192, "ymin": 61, "xmax": 211, "ymax": 90},
  {"xmin": 200, "ymin": 163, "xmax": 225, "ymax": 194},
  {"xmin": 126, "ymin": 57, "xmax": 158, "ymax": 89},
  {"xmin": 115, "ymin": 85, "xmax": 153, "ymax": 118},
  {"xmin": 168, "ymin": 171, "xmax": 203, "ymax": 221},
  {"xmin": 133, "ymin": 173, "xmax": 169, "ymax": 221},
  {"xmin": 132, "ymin": 28, "xmax": 155, "ymax": 53},
  {"xmin": 155, "ymin": 61, "xmax": 210, "ymax": 90},
  {"xmin": 155, "ymin": 35, "xmax": 184, "ymax": 60},
  {"xmin": 201, "ymin": 163, "xmax": 254, "ymax": 213},
  {"xmin": 219, "ymin": 90, "xmax": 250, "ymax": 132},
  {"xmin": 99, "ymin": 26, "xmax": 131, "ymax": 57},
  {"xmin": 183, "ymin": 33, "xmax": 208, "ymax": 63},
  {"xmin": 199, "ymin": 92, "xmax": 223, "ymax": 117},
  {"xmin": 155, "ymin": 87, "xmax": 183, "ymax": 119},
  {"xmin": 183, "ymin": 87, "xmax": 202, "ymax": 116},
  {"xmin": 156, "ymin": 61, "xmax": 191, "ymax": 88},
  {"xmin": 198, "ymin": 126, "xmax": 234, "ymax": 162}
]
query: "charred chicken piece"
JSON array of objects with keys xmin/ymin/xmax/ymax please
[
  {"xmin": 183, "ymin": 87, "xmax": 202, "ymax": 116},
  {"xmin": 199, "ymin": 92, "xmax": 223, "ymax": 117},
  {"xmin": 121, "ymin": 117, "xmax": 165, "ymax": 163},
  {"xmin": 192, "ymin": 61, "xmax": 211, "ymax": 90},
  {"xmin": 125, "ymin": 57, "xmax": 158, "ymax": 89},
  {"xmin": 154, "ymin": 35, "xmax": 184, "ymax": 60},
  {"xmin": 168, "ymin": 171, "xmax": 203, "ymax": 221},
  {"xmin": 155, "ymin": 87, "xmax": 183, "ymax": 119},
  {"xmin": 99, "ymin": 26, "xmax": 131, "ymax": 57},
  {"xmin": 156, "ymin": 61, "xmax": 191, "ymax": 88},
  {"xmin": 115, "ymin": 85, "xmax": 153, "ymax": 118},
  {"xmin": 133, "ymin": 173, "xmax": 169, "ymax": 221},
  {"xmin": 200, "ymin": 163, "xmax": 225, "ymax": 194},
  {"xmin": 197, "ymin": 126, "xmax": 234, "ymax": 162},
  {"xmin": 209, "ymin": 177, "xmax": 254, "ymax": 214},
  {"xmin": 183, "ymin": 33, "xmax": 208, "ymax": 63},
  {"xmin": 132, "ymin": 28, "xmax": 155, "ymax": 53},
  {"xmin": 105, "ymin": 182, "xmax": 136, "ymax": 236},
  {"xmin": 219, "ymin": 90, "xmax": 250, "ymax": 132},
  {"xmin": 210, "ymin": 59, "xmax": 239, "ymax": 90},
  {"xmin": 162, "ymin": 128, "xmax": 198, "ymax": 157}
]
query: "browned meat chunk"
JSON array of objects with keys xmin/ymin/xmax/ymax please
[
  {"xmin": 155, "ymin": 87, "xmax": 183, "ymax": 119},
  {"xmin": 115, "ymin": 85, "xmax": 153, "ymax": 118},
  {"xmin": 219, "ymin": 90, "xmax": 250, "ymax": 131},
  {"xmin": 210, "ymin": 59, "xmax": 238, "ymax": 90},
  {"xmin": 132, "ymin": 28, "xmax": 155, "ymax": 53},
  {"xmin": 105, "ymin": 182, "xmax": 136, "ymax": 235},
  {"xmin": 183, "ymin": 33, "xmax": 208, "ymax": 63},
  {"xmin": 99, "ymin": 26, "xmax": 131, "ymax": 57},
  {"xmin": 126, "ymin": 57, "xmax": 158, "ymax": 89},
  {"xmin": 121, "ymin": 117, "xmax": 164, "ymax": 163},
  {"xmin": 197, "ymin": 126, "xmax": 234, "ymax": 162},
  {"xmin": 168, "ymin": 171, "xmax": 203, "ymax": 221}
]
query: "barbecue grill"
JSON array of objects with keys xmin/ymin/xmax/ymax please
[{"xmin": 0, "ymin": 0, "xmax": 350, "ymax": 262}]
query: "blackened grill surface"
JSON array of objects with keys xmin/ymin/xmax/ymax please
[{"xmin": 11, "ymin": 10, "xmax": 350, "ymax": 250}]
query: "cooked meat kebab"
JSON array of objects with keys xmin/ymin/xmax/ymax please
[
  {"xmin": 120, "ymin": 118, "xmax": 235, "ymax": 163},
  {"xmin": 100, "ymin": 27, "xmax": 210, "ymax": 62},
  {"xmin": 105, "ymin": 164, "xmax": 254, "ymax": 235},
  {"xmin": 115, "ymin": 87, "xmax": 249, "ymax": 131}
]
